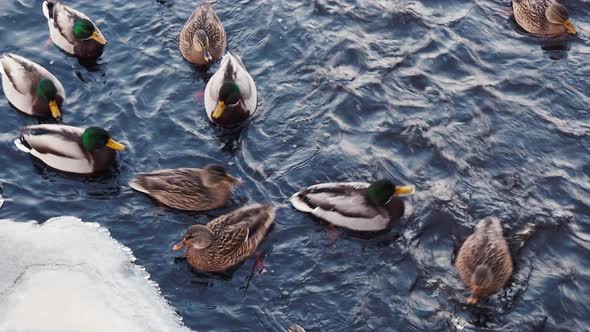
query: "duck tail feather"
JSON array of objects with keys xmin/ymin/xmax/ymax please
[
  {"xmin": 14, "ymin": 137, "xmax": 31, "ymax": 153},
  {"xmin": 128, "ymin": 176, "xmax": 149, "ymax": 194},
  {"xmin": 289, "ymin": 192, "xmax": 314, "ymax": 212},
  {"xmin": 43, "ymin": 0, "xmax": 59, "ymax": 20}
]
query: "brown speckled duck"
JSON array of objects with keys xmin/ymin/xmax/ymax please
[
  {"xmin": 455, "ymin": 217, "xmax": 513, "ymax": 304},
  {"xmin": 179, "ymin": 3, "xmax": 226, "ymax": 65},
  {"xmin": 172, "ymin": 204, "xmax": 275, "ymax": 272},
  {"xmin": 512, "ymin": 0, "xmax": 577, "ymax": 36},
  {"xmin": 129, "ymin": 164, "xmax": 240, "ymax": 211}
]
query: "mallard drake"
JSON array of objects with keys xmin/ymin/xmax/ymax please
[
  {"xmin": 129, "ymin": 164, "xmax": 241, "ymax": 211},
  {"xmin": 15, "ymin": 124, "xmax": 125, "ymax": 174},
  {"xmin": 179, "ymin": 3, "xmax": 226, "ymax": 65},
  {"xmin": 289, "ymin": 179, "xmax": 415, "ymax": 232},
  {"xmin": 204, "ymin": 52, "xmax": 257, "ymax": 127},
  {"xmin": 0, "ymin": 54, "xmax": 65, "ymax": 119},
  {"xmin": 172, "ymin": 204, "xmax": 275, "ymax": 272},
  {"xmin": 512, "ymin": 0, "xmax": 577, "ymax": 36},
  {"xmin": 43, "ymin": 0, "xmax": 107, "ymax": 59},
  {"xmin": 455, "ymin": 217, "xmax": 513, "ymax": 304}
]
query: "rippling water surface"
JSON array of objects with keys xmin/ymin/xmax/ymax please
[{"xmin": 1, "ymin": 0, "xmax": 590, "ymax": 331}]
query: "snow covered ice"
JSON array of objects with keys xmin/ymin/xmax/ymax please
[{"xmin": 0, "ymin": 216, "xmax": 192, "ymax": 332}]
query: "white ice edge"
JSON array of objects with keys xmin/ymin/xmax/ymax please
[{"xmin": 0, "ymin": 216, "xmax": 192, "ymax": 332}]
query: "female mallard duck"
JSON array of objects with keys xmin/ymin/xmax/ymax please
[
  {"xmin": 455, "ymin": 217, "xmax": 513, "ymax": 304},
  {"xmin": 129, "ymin": 164, "xmax": 241, "ymax": 211},
  {"xmin": 512, "ymin": 0, "xmax": 577, "ymax": 36},
  {"xmin": 290, "ymin": 179, "xmax": 415, "ymax": 232},
  {"xmin": 172, "ymin": 204, "xmax": 275, "ymax": 272},
  {"xmin": 179, "ymin": 3, "xmax": 226, "ymax": 65},
  {"xmin": 15, "ymin": 124, "xmax": 125, "ymax": 174},
  {"xmin": 42, "ymin": 0, "xmax": 107, "ymax": 59},
  {"xmin": 205, "ymin": 52, "xmax": 257, "ymax": 127},
  {"xmin": 0, "ymin": 54, "xmax": 64, "ymax": 119}
]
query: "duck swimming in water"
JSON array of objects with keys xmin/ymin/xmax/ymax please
[
  {"xmin": 455, "ymin": 217, "xmax": 513, "ymax": 304},
  {"xmin": 204, "ymin": 52, "xmax": 257, "ymax": 127},
  {"xmin": 512, "ymin": 0, "xmax": 577, "ymax": 36},
  {"xmin": 290, "ymin": 179, "xmax": 415, "ymax": 232},
  {"xmin": 43, "ymin": 0, "xmax": 107, "ymax": 58},
  {"xmin": 15, "ymin": 124, "xmax": 125, "ymax": 174},
  {"xmin": 129, "ymin": 164, "xmax": 241, "ymax": 211},
  {"xmin": 0, "ymin": 54, "xmax": 65, "ymax": 119},
  {"xmin": 172, "ymin": 204, "xmax": 275, "ymax": 273},
  {"xmin": 179, "ymin": 3, "xmax": 226, "ymax": 65}
]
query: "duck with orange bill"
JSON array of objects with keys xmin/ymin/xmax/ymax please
[
  {"xmin": 290, "ymin": 179, "xmax": 415, "ymax": 232},
  {"xmin": 15, "ymin": 125, "xmax": 125, "ymax": 175},
  {"xmin": 43, "ymin": 0, "xmax": 108, "ymax": 59},
  {"xmin": 512, "ymin": 0, "xmax": 577, "ymax": 37},
  {"xmin": 0, "ymin": 54, "xmax": 65, "ymax": 119}
]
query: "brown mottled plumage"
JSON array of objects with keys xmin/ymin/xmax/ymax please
[
  {"xmin": 512, "ymin": 0, "xmax": 577, "ymax": 36},
  {"xmin": 129, "ymin": 164, "xmax": 240, "ymax": 211},
  {"xmin": 455, "ymin": 217, "xmax": 513, "ymax": 304},
  {"xmin": 179, "ymin": 4, "xmax": 226, "ymax": 65},
  {"xmin": 172, "ymin": 204, "xmax": 275, "ymax": 272}
]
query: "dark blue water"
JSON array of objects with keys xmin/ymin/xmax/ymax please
[{"xmin": 1, "ymin": 0, "xmax": 590, "ymax": 330}]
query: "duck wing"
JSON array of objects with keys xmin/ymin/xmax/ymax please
[
  {"xmin": 45, "ymin": 0, "xmax": 78, "ymax": 44},
  {"xmin": 130, "ymin": 168, "xmax": 205, "ymax": 194},
  {"xmin": 209, "ymin": 204, "xmax": 275, "ymax": 256},
  {"xmin": 1, "ymin": 54, "xmax": 41, "ymax": 97},
  {"xmin": 228, "ymin": 52, "xmax": 257, "ymax": 113}
]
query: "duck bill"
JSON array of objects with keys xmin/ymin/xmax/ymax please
[
  {"xmin": 49, "ymin": 100, "xmax": 61, "ymax": 119},
  {"xmin": 394, "ymin": 185, "xmax": 415, "ymax": 197},
  {"xmin": 224, "ymin": 174, "xmax": 242, "ymax": 185},
  {"xmin": 172, "ymin": 240, "xmax": 188, "ymax": 251},
  {"xmin": 203, "ymin": 49, "xmax": 213, "ymax": 63},
  {"xmin": 564, "ymin": 19, "xmax": 576, "ymax": 35},
  {"xmin": 91, "ymin": 31, "xmax": 107, "ymax": 45},
  {"xmin": 106, "ymin": 138, "xmax": 125, "ymax": 151},
  {"xmin": 212, "ymin": 101, "xmax": 225, "ymax": 120}
]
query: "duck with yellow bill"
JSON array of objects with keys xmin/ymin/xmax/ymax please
[
  {"xmin": 290, "ymin": 179, "xmax": 415, "ymax": 232},
  {"xmin": 43, "ymin": 0, "xmax": 108, "ymax": 59},
  {"xmin": 204, "ymin": 52, "xmax": 257, "ymax": 127},
  {"xmin": 0, "ymin": 54, "xmax": 65, "ymax": 119},
  {"xmin": 15, "ymin": 125, "xmax": 125, "ymax": 175}
]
